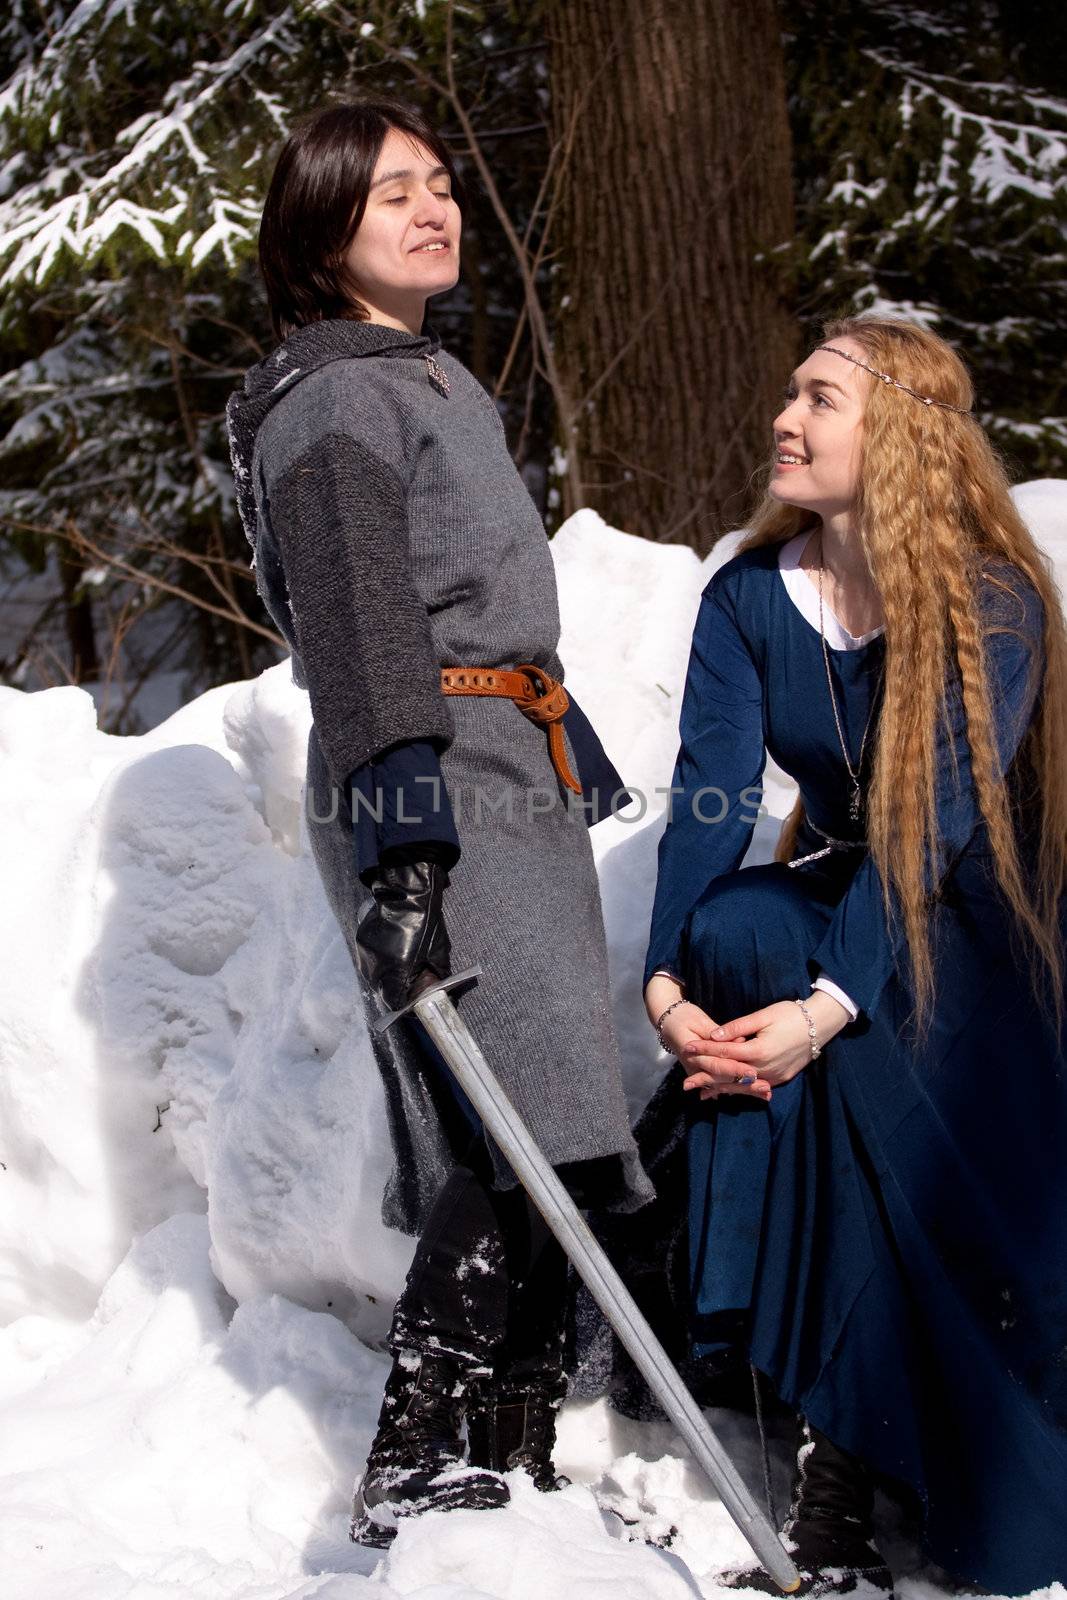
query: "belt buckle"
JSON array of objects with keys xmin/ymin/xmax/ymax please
[{"xmin": 514, "ymin": 663, "xmax": 546, "ymax": 703}]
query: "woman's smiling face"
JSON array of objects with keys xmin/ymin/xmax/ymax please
[
  {"xmin": 769, "ymin": 336, "xmax": 871, "ymax": 517},
  {"xmin": 341, "ymin": 127, "xmax": 461, "ymax": 315}
]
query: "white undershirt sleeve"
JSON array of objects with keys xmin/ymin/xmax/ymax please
[{"xmin": 812, "ymin": 973, "xmax": 859, "ymax": 1021}]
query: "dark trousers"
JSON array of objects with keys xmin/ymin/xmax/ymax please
[{"xmin": 389, "ymin": 1126, "xmax": 570, "ymax": 1379}]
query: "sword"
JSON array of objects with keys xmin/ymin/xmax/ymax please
[{"xmin": 372, "ymin": 967, "xmax": 800, "ymax": 1592}]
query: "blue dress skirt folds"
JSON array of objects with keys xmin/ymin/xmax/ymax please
[{"xmin": 642, "ymin": 538, "xmax": 1067, "ymax": 1595}]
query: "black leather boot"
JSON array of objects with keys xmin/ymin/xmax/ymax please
[
  {"xmin": 719, "ymin": 1416, "xmax": 894, "ymax": 1596},
  {"xmin": 349, "ymin": 1350, "xmax": 511, "ymax": 1547},
  {"xmin": 465, "ymin": 1369, "xmax": 570, "ymax": 1491}
]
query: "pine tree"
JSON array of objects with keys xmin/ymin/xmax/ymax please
[
  {"xmin": 0, "ymin": 2, "xmax": 553, "ymax": 712},
  {"xmin": 0, "ymin": 0, "xmax": 348, "ymax": 706},
  {"xmin": 785, "ymin": 0, "xmax": 1067, "ymax": 477},
  {"xmin": 1, "ymin": 1, "xmax": 1063, "ymax": 704}
]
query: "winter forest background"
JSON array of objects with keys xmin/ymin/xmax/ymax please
[{"xmin": 1, "ymin": 0, "xmax": 1065, "ymax": 728}]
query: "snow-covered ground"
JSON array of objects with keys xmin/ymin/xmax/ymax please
[{"xmin": 1, "ymin": 490, "xmax": 1065, "ymax": 1600}]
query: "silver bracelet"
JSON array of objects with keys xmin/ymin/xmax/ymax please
[
  {"xmin": 793, "ymin": 996, "xmax": 821, "ymax": 1060},
  {"xmin": 653, "ymin": 998, "xmax": 688, "ymax": 1053}
]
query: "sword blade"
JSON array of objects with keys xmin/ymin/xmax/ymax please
[{"xmin": 411, "ymin": 987, "xmax": 800, "ymax": 1592}]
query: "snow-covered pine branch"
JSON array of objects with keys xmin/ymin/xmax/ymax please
[
  {"xmin": 0, "ymin": 3, "xmax": 313, "ymax": 290},
  {"xmin": 786, "ymin": 0, "xmax": 1067, "ymax": 475}
]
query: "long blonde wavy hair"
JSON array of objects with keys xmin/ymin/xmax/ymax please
[{"xmin": 737, "ymin": 313, "xmax": 1067, "ymax": 1038}]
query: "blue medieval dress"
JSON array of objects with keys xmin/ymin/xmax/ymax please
[{"xmin": 642, "ymin": 530, "xmax": 1067, "ymax": 1595}]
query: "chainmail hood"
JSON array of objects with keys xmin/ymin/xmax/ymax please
[{"xmin": 224, "ymin": 317, "xmax": 440, "ymax": 564}]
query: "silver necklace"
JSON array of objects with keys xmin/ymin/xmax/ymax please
[{"xmin": 815, "ymin": 532, "xmax": 881, "ymax": 825}]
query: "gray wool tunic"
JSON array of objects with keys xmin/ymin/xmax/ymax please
[{"xmin": 226, "ymin": 318, "xmax": 652, "ymax": 1229}]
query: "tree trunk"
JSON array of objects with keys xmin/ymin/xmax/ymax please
[
  {"xmin": 547, "ymin": 0, "xmax": 797, "ymax": 552},
  {"xmin": 58, "ymin": 545, "xmax": 99, "ymax": 680}
]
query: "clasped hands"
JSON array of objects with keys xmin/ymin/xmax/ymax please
[{"xmin": 657, "ymin": 991, "xmax": 851, "ymax": 1102}]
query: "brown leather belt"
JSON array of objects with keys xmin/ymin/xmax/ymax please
[{"xmin": 440, "ymin": 664, "xmax": 583, "ymax": 796}]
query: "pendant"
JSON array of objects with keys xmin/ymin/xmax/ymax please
[
  {"xmin": 424, "ymin": 353, "xmax": 450, "ymax": 396},
  {"xmin": 849, "ymin": 784, "xmax": 862, "ymax": 823},
  {"xmin": 787, "ymin": 845, "xmax": 835, "ymax": 869}
]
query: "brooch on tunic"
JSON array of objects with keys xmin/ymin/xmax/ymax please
[{"xmin": 423, "ymin": 353, "xmax": 450, "ymax": 396}]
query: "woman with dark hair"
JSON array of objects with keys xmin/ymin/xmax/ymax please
[
  {"xmin": 643, "ymin": 315, "xmax": 1067, "ymax": 1596},
  {"xmin": 225, "ymin": 99, "xmax": 651, "ymax": 1547}
]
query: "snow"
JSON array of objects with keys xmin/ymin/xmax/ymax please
[{"xmin": 1, "ymin": 491, "xmax": 1066, "ymax": 1599}]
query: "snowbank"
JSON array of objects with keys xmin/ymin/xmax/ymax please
[{"xmin": 0, "ymin": 488, "xmax": 1064, "ymax": 1600}]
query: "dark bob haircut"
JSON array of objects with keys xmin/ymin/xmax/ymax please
[{"xmin": 258, "ymin": 98, "xmax": 466, "ymax": 342}]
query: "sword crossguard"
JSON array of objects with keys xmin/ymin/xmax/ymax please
[{"xmin": 369, "ymin": 964, "xmax": 483, "ymax": 1035}]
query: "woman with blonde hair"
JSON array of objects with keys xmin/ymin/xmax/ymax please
[{"xmin": 642, "ymin": 314, "xmax": 1067, "ymax": 1595}]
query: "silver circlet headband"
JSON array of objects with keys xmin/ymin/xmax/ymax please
[{"xmin": 816, "ymin": 344, "xmax": 973, "ymax": 414}]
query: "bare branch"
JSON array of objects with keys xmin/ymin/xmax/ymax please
[
  {"xmin": 442, "ymin": 0, "xmax": 584, "ymax": 502},
  {"xmin": 56, "ymin": 519, "xmax": 284, "ymax": 647}
]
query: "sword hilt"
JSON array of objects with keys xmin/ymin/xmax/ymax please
[{"xmin": 368, "ymin": 964, "xmax": 483, "ymax": 1035}]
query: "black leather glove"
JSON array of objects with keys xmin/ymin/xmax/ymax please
[{"xmin": 355, "ymin": 850, "xmax": 453, "ymax": 1012}]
